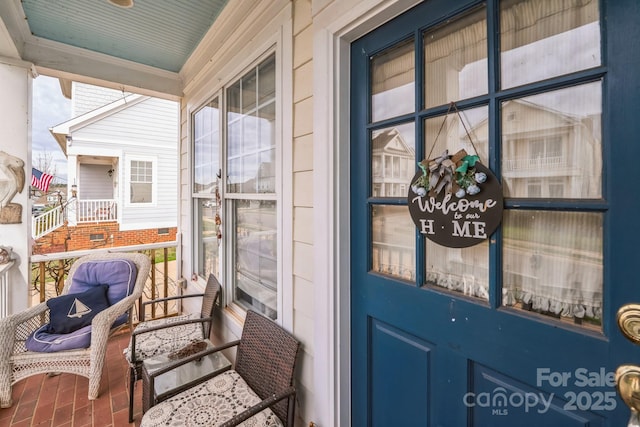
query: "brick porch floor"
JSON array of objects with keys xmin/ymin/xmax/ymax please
[{"xmin": 0, "ymin": 329, "xmax": 142, "ymax": 427}]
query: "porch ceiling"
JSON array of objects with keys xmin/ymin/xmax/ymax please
[{"xmin": 0, "ymin": 0, "xmax": 229, "ymax": 98}]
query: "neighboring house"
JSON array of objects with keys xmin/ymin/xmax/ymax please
[
  {"xmin": 30, "ymin": 184, "xmax": 64, "ymax": 212},
  {"xmin": 4, "ymin": 1, "xmax": 640, "ymax": 426},
  {"xmin": 33, "ymin": 83, "xmax": 179, "ymax": 252},
  {"xmin": 371, "ymin": 127, "xmax": 415, "ymax": 198},
  {"xmin": 473, "ymin": 99, "xmax": 601, "ymax": 199},
  {"xmin": 44, "ymin": 189, "xmax": 65, "ymax": 205}
]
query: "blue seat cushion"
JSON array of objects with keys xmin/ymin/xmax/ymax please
[
  {"xmin": 25, "ymin": 324, "xmax": 93, "ymax": 352},
  {"xmin": 25, "ymin": 285, "xmax": 111, "ymax": 352}
]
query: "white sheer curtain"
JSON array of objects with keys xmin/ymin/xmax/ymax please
[
  {"xmin": 502, "ymin": 211, "xmax": 603, "ymax": 321},
  {"xmin": 498, "ymin": 0, "xmax": 602, "ymax": 326}
]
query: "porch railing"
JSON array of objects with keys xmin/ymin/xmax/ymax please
[
  {"xmin": 76, "ymin": 199, "xmax": 117, "ymax": 223},
  {"xmin": 503, "ymin": 155, "xmax": 567, "ymax": 171},
  {"xmin": 31, "ymin": 205, "xmax": 65, "ymax": 239},
  {"xmin": 30, "ymin": 240, "xmax": 181, "ymax": 323}
]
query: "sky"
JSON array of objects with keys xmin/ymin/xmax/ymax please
[{"xmin": 32, "ymin": 75, "xmax": 71, "ymax": 184}]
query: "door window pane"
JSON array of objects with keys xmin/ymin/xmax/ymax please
[
  {"xmin": 371, "ymin": 205, "xmax": 415, "ymax": 281},
  {"xmin": 423, "ymin": 106, "xmax": 488, "ymax": 162},
  {"xmin": 500, "ymin": 0, "xmax": 600, "ymax": 89},
  {"xmin": 425, "ymin": 240, "xmax": 489, "ymax": 301},
  {"xmin": 233, "ymin": 200, "xmax": 277, "ymax": 319},
  {"xmin": 371, "ymin": 123, "xmax": 415, "ymax": 197},
  {"xmin": 501, "ymin": 82, "xmax": 602, "ymax": 198},
  {"xmin": 371, "ymin": 39, "xmax": 414, "ymax": 122},
  {"xmin": 423, "ymin": 6, "xmax": 487, "ymax": 109},
  {"xmin": 502, "ymin": 210, "xmax": 603, "ymax": 329}
]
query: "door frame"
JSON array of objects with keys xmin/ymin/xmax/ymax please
[{"xmin": 312, "ymin": 1, "xmax": 422, "ymax": 425}]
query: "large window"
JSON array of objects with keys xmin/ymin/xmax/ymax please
[{"xmin": 192, "ymin": 54, "xmax": 279, "ymax": 320}]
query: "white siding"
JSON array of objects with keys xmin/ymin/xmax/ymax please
[
  {"xmin": 69, "ymin": 95, "xmax": 179, "ymax": 230},
  {"xmin": 72, "ymin": 83, "xmax": 133, "ymax": 116},
  {"xmin": 74, "ymin": 97, "xmax": 178, "ymax": 149}
]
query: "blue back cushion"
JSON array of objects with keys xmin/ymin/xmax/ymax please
[
  {"xmin": 69, "ymin": 258, "xmax": 138, "ymax": 304},
  {"xmin": 47, "ymin": 285, "xmax": 110, "ymax": 334},
  {"xmin": 70, "ymin": 258, "xmax": 138, "ymax": 326}
]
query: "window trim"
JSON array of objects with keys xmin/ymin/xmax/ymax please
[{"xmin": 125, "ymin": 156, "xmax": 157, "ymax": 206}]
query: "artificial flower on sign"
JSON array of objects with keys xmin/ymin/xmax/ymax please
[{"xmin": 411, "ymin": 149, "xmax": 487, "ymax": 198}]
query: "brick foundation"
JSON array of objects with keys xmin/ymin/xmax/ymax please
[{"xmin": 33, "ymin": 222, "xmax": 177, "ymax": 254}]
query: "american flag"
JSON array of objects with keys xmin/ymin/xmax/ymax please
[{"xmin": 31, "ymin": 168, "xmax": 54, "ymax": 192}]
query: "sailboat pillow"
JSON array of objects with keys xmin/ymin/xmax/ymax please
[{"xmin": 46, "ymin": 285, "xmax": 111, "ymax": 334}]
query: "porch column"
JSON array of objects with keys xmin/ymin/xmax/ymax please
[
  {"xmin": 0, "ymin": 57, "xmax": 33, "ymax": 314},
  {"xmin": 67, "ymin": 154, "xmax": 78, "ymax": 225}
]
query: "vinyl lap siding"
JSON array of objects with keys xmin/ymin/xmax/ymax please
[
  {"xmin": 75, "ymin": 97, "xmax": 178, "ymax": 148},
  {"xmin": 291, "ymin": 0, "xmax": 315, "ymax": 422},
  {"xmin": 120, "ymin": 98, "xmax": 178, "ymax": 230},
  {"xmin": 72, "ymin": 83, "xmax": 132, "ymax": 116},
  {"xmin": 73, "ymin": 96, "xmax": 179, "ymax": 230}
]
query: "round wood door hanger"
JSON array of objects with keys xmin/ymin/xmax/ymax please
[{"xmin": 408, "ymin": 149, "xmax": 503, "ymax": 248}]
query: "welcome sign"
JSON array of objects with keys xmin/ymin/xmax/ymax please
[{"xmin": 408, "ymin": 150, "xmax": 503, "ymax": 248}]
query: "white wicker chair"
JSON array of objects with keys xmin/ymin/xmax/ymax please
[{"xmin": 0, "ymin": 252, "xmax": 150, "ymax": 408}]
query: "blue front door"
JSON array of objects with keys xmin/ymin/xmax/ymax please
[{"xmin": 350, "ymin": 0, "xmax": 640, "ymax": 425}]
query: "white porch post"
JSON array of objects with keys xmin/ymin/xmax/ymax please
[
  {"xmin": 0, "ymin": 57, "xmax": 33, "ymax": 315},
  {"xmin": 67, "ymin": 154, "xmax": 78, "ymax": 225}
]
